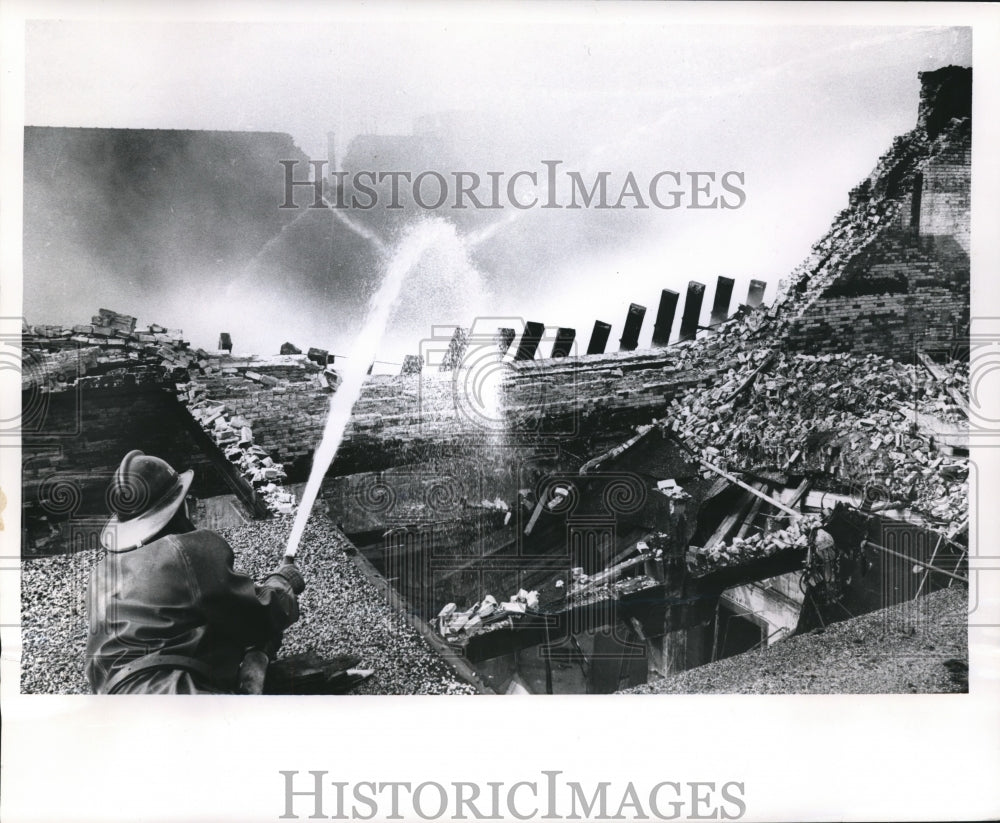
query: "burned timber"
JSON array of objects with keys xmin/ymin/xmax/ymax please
[{"xmin": 20, "ymin": 67, "xmax": 970, "ymax": 694}]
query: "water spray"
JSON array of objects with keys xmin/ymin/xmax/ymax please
[{"xmin": 283, "ymin": 218, "xmax": 457, "ymax": 559}]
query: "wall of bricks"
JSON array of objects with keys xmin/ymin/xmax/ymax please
[
  {"xmin": 22, "ymin": 386, "xmax": 231, "ymax": 519},
  {"xmin": 189, "ymin": 367, "xmax": 329, "ymax": 463},
  {"xmin": 785, "ymin": 288, "xmax": 966, "ymax": 361},
  {"xmin": 919, "ymin": 144, "xmax": 971, "ymax": 253},
  {"xmin": 786, "ymin": 131, "xmax": 969, "ymax": 361}
]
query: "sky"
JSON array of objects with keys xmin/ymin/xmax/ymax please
[{"xmin": 21, "ymin": 12, "xmax": 972, "ymax": 367}]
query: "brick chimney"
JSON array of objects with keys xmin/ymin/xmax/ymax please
[{"xmin": 917, "ymin": 66, "xmax": 971, "ymax": 139}]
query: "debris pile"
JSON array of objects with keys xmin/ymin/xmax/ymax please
[
  {"xmin": 662, "ymin": 351, "xmax": 968, "ymax": 524},
  {"xmin": 177, "ymin": 384, "xmax": 295, "ymax": 514},
  {"xmin": 24, "ymin": 309, "xmax": 191, "ymax": 390},
  {"xmin": 435, "ymin": 538, "xmax": 671, "ymax": 646},
  {"xmin": 437, "ymin": 588, "xmax": 543, "ymax": 641},
  {"xmin": 21, "ymin": 309, "xmax": 337, "ymax": 516},
  {"xmin": 688, "ymin": 514, "xmax": 823, "ymax": 575}
]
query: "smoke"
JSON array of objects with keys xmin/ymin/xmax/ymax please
[{"xmin": 23, "ymin": 127, "xmax": 385, "ymax": 356}]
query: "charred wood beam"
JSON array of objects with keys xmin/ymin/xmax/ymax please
[
  {"xmin": 551, "ymin": 328, "xmax": 576, "ymax": 358},
  {"xmin": 652, "ymin": 289, "xmax": 679, "ymax": 347},
  {"xmin": 679, "ymin": 281, "xmax": 706, "ymax": 342},
  {"xmin": 587, "ymin": 321, "xmax": 612, "ymax": 355},
  {"xmin": 747, "ymin": 279, "xmax": 767, "ymax": 308},
  {"xmin": 515, "ymin": 322, "xmax": 545, "ymax": 361},
  {"xmin": 619, "ymin": 304, "xmax": 646, "ymax": 352},
  {"xmin": 710, "ymin": 276, "xmax": 735, "ymax": 326}
]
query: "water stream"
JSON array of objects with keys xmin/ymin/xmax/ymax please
[{"xmin": 284, "ymin": 218, "xmax": 459, "ymax": 556}]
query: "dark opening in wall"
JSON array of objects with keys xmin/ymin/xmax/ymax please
[
  {"xmin": 823, "ymin": 272, "xmax": 910, "ymax": 298},
  {"xmin": 910, "ymin": 171, "xmax": 924, "ymax": 238},
  {"xmin": 716, "ymin": 605, "xmax": 764, "ymax": 660}
]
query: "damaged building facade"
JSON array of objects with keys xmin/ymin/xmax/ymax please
[{"xmin": 20, "ymin": 67, "xmax": 971, "ymax": 695}]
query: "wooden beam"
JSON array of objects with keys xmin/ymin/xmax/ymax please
[
  {"xmin": 576, "ymin": 551, "xmax": 645, "ymax": 591},
  {"xmin": 723, "ymin": 350, "xmax": 777, "ymax": 404},
  {"xmin": 523, "ymin": 497, "xmax": 547, "ymax": 536},
  {"xmin": 736, "ymin": 492, "xmax": 766, "ymax": 540},
  {"xmin": 861, "ymin": 539, "xmax": 969, "ymax": 584},
  {"xmin": 579, "ymin": 424, "xmax": 655, "ymax": 475},
  {"xmin": 705, "ymin": 490, "xmax": 756, "ymax": 549},
  {"xmin": 784, "ymin": 478, "xmax": 812, "ymax": 511},
  {"xmin": 697, "ymin": 457, "xmax": 801, "ymax": 517}
]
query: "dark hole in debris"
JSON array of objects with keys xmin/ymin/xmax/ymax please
[{"xmin": 943, "ymin": 658, "xmax": 968, "ymax": 689}]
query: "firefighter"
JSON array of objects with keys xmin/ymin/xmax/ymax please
[{"xmin": 85, "ymin": 450, "xmax": 305, "ymax": 694}]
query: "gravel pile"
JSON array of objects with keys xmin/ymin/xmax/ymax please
[
  {"xmin": 20, "ymin": 510, "xmax": 477, "ymax": 695},
  {"xmin": 21, "ymin": 548, "xmax": 92, "ymax": 694},
  {"xmin": 219, "ymin": 515, "xmax": 477, "ymax": 695},
  {"xmin": 623, "ymin": 586, "xmax": 968, "ymax": 695}
]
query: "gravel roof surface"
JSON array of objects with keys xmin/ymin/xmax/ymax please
[
  {"xmin": 623, "ymin": 586, "xmax": 968, "ymax": 694},
  {"xmin": 21, "ymin": 511, "xmax": 966, "ymax": 697},
  {"xmin": 20, "ymin": 511, "xmax": 477, "ymax": 695}
]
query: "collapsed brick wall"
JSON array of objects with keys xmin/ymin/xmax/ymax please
[
  {"xmin": 189, "ymin": 369, "xmax": 330, "ymax": 470},
  {"xmin": 786, "ymin": 130, "xmax": 969, "ymax": 361},
  {"xmin": 20, "ymin": 308, "xmax": 334, "ymax": 527},
  {"xmin": 22, "ymin": 386, "xmax": 230, "ymax": 519}
]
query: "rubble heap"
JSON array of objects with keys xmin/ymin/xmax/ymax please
[
  {"xmin": 662, "ymin": 350, "xmax": 968, "ymax": 526},
  {"xmin": 176, "ymin": 382, "xmax": 296, "ymax": 514},
  {"xmin": 688, "ymin": 514, "xmax": 823, "ymax": 575},
  {"xmin": 21, "ymin": 308, "xmax": 335, "ymax": 516}
]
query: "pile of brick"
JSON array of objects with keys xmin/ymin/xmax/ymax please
[
  {"xmin": 920, "ymin": 359, "xmax": 968, "ymax": 423},
  {"xmin": 24, "ymin": 310, "xmax": 189, "ymax": 382},
  {"xmin": 661, "ymin": 350, "xmax": 968, "ymax": 525},
  {"xmin": 26, "ymin": 323, "xmax": 73, "ymax": 339},
  {"xmin": 166, "ymin": 356, "xmax": 341, "ymax": 515},
  {"xmin": 75, "ymin": 310, "xmax": 184, "ymax": 348},
  {"xmin": 437, "ymin": 584, "xmax": 564, "ymax": 642},
  {"xmin": 175, "ymin": 382, "xmax": 295, "ymax": 515},
  {"xmin": 22, "ymin": 309, "xmax": 331, "ymax": 516},
  {"xmin": 25, "ymin": 310, "xmax": 192, "ymax": 373},
  {"xmin": 437, "ymin": 594, "xmax": 515, "ymax": 641}
]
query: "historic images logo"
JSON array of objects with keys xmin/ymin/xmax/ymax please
[
  {"xmin": 279, "ymin": 770, "xmax": 748, "ymax": 821},
  {"xmin": 280, "ymin": 160, "xmax": 746, "ymax": 212}
]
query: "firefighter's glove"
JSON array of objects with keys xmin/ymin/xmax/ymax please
[{"xmin": 269, "ymin": 561, "xmax": 306, "ymax": 595}]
